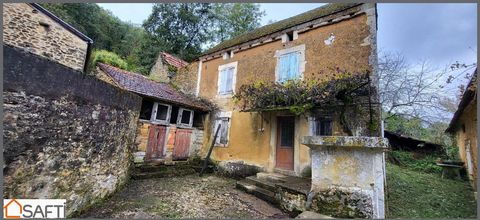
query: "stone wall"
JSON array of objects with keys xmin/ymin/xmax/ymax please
[
  {"xmin": 149, "ymin": 55, "xmax": 170, "ymax": 83},
  {"xmin": 3, "ymin": 45, "xmax": 142, "ymax": 216},
  {"xmin": 171, "ymin": 61, "xmax": 200, "ymax": 95},
  {"xmin": 3, "ymin": 3, "xmax": 89, "ymax": 71},
  {"xmin": 303, "ymin": 136, "xmax": 388, "ymax": 218}
]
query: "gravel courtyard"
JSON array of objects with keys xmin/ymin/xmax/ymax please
[{"xmin": 80, "ymin": 174, "xmax": 289, "ymax": 219}]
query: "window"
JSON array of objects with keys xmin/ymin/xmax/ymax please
[
  {"xmin": 214, "ymin": 112, "xmax": 231, "ymax": 146},
  {"xmin": 310, "ymin": 116, "xmax": 333, "ymax": 136},
  {"xmin": 138, "ymin": 99, "xmax": 172, "ymax": 124},
  {"xmin": 177, "ymin": 108, "xmax": 194, "ymax": 127},
  {"xmin": 287, "ymin": 31, "xmax": 294, "ymax": 42},
  {"xmin": 278, "ymin": 52, "xmax": 300, "ymax": 82},
  {"xmin": 217, "ymin": 62, "xmax": 238, "ymax": 96},
  {"xmin": 223, "ymin": 51, "xmax": 233, "ymax": 60},
  {"xmin": 139, "ymin": 100, "xmax": 154, "ymax": 120},
  {"xmin": 155, "ymin": 104, "xmax": 170, "ymax": 121},
  {"xmin": 282, "ymin": 31, "xmax": 298, "ymax": 43},
  {"xmin": 275, "ymin": 44, "xmax": 305, "ymax": 83}
]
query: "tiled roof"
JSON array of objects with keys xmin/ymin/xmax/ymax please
[
  {"xmin": 161, "ymin": 52, "xmax": 189, "ymax": 69},
  {"xmin": 446, "ymin": 68, "xmax": 477, "ymax": 133},
  {"xmin": 98, "ymin": 63, "xmax": 209, "ymax": 111},
  {"xmin": 202, "ymin": 3, "xmax": 360, "ymax": 56}
]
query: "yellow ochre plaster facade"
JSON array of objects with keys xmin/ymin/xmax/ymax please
[{"xmin": 196, "ymin": 4, "xmax": 377, "ymax": 176}]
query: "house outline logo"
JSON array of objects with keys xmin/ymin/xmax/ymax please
[{"xmin": 3, "ymin": 198, "xmax": 22, "ymax": 219}]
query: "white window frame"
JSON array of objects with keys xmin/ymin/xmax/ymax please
[
  {"xmin": 150, "ymin": 102, "xmax": 172, "ymax": 124},
  {"xmin": 214, "ymin": 111, "xmax": 232, "ymax": 147},
  {"xmin": 274, "ymin": 44, "xmax": 306, "ymax": 83},
  {"xmin": 217, "ymin": 61, "xmax": 238, "ymax": 97},
  {"xmin": 177, "ymin": 107, "xmax": 194, "ymax": 128},
  {"xmin": 308, "ymin": 115, "xmax": 333, "ymax": 136}
]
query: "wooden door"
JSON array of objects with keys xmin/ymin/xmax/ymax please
[
  {"xmin": 146, "ymin": 125, "xmax": 167, "ymax": 160},
  {"xmin": 173, "ymin": 128, "xmax": 192, "ymax": 160},
  {"xmin": 276, "ymin": 116, "xmax": 295, "ymax": 170}
]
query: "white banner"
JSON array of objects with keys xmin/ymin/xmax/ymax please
[{"xmin": 3, "ymin": 199, "xmax": 66, "ymax": 219}]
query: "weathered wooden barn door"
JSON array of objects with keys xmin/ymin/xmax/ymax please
[
  {"xmin": 276, "ymin": 116, "xmax": 295, "ymax": 170},
  {"xmin": 146, "ymin": 125, "xmax": 167, "ymax": 160},
  {"xmin": 173, "ymin": 128, "xmax": 192, "ymax": 160}
]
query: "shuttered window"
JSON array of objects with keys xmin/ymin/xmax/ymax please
[
  {"xmin": 278, "ymin": 52, "xmax": 300, "ymax": 82},
  {"xmin": 215, "ymin": 117, "xmax": 230, "ymax": 145},
  {"xmin": 218, "ymin": 67, "xmax": 235, "ymax": 95}
]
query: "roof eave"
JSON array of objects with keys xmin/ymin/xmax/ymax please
[
  {"xmin": 29, "ymin": 3, "xmax": 93, "ymax": 43},
  {"xmin": 199, "ymin": 3, "xmax": 363, "ymax": 60}
]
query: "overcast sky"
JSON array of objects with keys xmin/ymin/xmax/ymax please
[{"xmin": 98, "ymin": 3, "xmax": 477, "ymax": 96}]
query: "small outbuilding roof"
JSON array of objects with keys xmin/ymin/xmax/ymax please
[
  {"xmin": 202, "ymin": 3, "xmax": 360, "ymax": 56},
  {"xmin": 160, "ymin": 52, "xmax": 189, "ymax": 69},
  {"xmin": 98, "ymin": 63, "xmax": 209, "ymax": 111},
  {"xmin": 384, "ymin": 130, "xmax": 444, "ymax": 154},
  {"xmin": 446, "ymin": 69, "xmax": 477, "ymax": 133}
]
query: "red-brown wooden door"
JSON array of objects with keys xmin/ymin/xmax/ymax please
[
  {"xmin": 173, "ymin": 128, "xmax": 192, "ymax": 160},
  {"xmin": 146, "ymin": 125, "xmax": 167, "ymax": 160},
  {"xmin": 276, "ymin": 116, "xmax": 295, "ymax": 170}
]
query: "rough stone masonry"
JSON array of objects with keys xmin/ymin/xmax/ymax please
[{"xmin": 3, "ymin": 45, "xmax": 142, "ymax": 216}]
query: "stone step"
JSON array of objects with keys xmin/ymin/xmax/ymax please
[
  {"xmin": 132, "ymin": 167, "xmax": 196, "ymax": 180},
  {"xmin": 256, "ymin": 172, "xmax": 287, "ymax": 183},
  {"xmin": 191, "ymin": 165, "xmax": 215, "ymax": 173},
  {"xmin": 236, "ymin": 180, "xmax": 278, "ymax": 205},
  {"xmin": 296, "ymin": 211, "xmax": 333, "ymax": 219},
  {"xmin": 245, "ymin": 176, "xmax": 278, "ymax": 192},
  {"xmin": 135, "ymin": 164, "xmax": 193, "ymax": 173}
]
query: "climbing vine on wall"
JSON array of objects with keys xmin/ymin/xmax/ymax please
[{"xmin": 232, "ymin": 70, "xmax": 380, "ymax": 135}]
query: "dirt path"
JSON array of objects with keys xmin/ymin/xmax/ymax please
[{"xmin": 80, "ymin": 174, "xmax": 289, "ymax": 219}]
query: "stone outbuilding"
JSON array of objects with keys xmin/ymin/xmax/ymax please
[
  {"xmin": 149, "ymin": 52, "xmax": 189, "ymax": 83},
  {"xmin": 446, "ymin": 69, "xmax": 477, "ymax": 190},
  {"xmin": 96, "ymin": 63, "xmax": 210, "ymax": 163},
  {"xmin": 3, "ymin": 3, "xmax": 93, "ymax": 72}
]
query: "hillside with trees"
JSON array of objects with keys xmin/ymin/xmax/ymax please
[{"xmin": 41, "ymin": 3, "xmax": 265, "ymax": 75}]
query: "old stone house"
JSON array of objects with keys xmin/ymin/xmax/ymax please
[
  {"xmin": 149, "ymin": 52, "xmax": 189, "ymax": 83},
  {"xmin": 96, "ymin": 63, "xmax": 210, "ymax": 163},
  {"xmin": 446, "ymin": 69, "xmax": 477, "ymax": 190},
  {"xmin": 3, "ymin": 3, "xmax": 93, "ymax": 71},
  {"xmin": 170, "ymin": 4, "xmax": 387, "ymax": 218},
  {"xmin": 178, "ymin": 3, "xmax": 380, "ymax": 177}
]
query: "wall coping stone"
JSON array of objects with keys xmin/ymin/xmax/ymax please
[{"xmin": 302, "ymin": 136, "xmax": 389, "ymax": 150}]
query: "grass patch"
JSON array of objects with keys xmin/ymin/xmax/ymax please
[
  {"xmin": 386, "ymin": 163, "xmax": 477, "ymax": 218},
  {"xmin": 389, "ymin": 150, "xmax": 442, "ymax": 173}
]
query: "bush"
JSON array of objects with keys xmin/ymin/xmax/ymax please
[
  {"xmin": 389, "ymin": 150, "xmax": 442, "ymax": 173},
  {"xmin": 91, "ymin": 50, "xmax": 130, "ymax": 70}
]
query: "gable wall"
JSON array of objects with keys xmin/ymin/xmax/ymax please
[{"xmin": 3, "ymin": 3, "xmax": 89, "ymax": 71}]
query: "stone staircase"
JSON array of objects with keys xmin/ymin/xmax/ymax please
[{"xmin": 236, "ymin": 172, "xmax": 312, "ymax": 215}]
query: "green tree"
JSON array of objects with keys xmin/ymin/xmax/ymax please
[
  {"xmin": 209, "ymin": 3, "xmax": 265, "ymax": 44},
  {"xmin": 142, "ymin": 3, "xmax": 214, "ymax": 62}
]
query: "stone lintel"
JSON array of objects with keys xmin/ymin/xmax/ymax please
[{"xmin": 302, "ymin": 136, "xmax": 389, "ymax": 150}]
